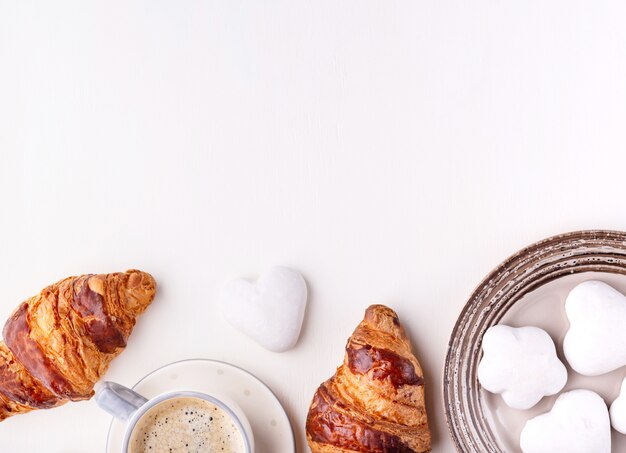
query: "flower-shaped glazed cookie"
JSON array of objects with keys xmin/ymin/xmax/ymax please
[{"xmin": 477, "ymin": 325, "xmax": 567, "ymax": 410}]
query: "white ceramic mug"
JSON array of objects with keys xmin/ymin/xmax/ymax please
[{"xmin": 95, "ymin": 381, "xmax": 254, "ymax": 453}]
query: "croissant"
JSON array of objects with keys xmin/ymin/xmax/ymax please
[
  {"xmin": 306, "ymin": 304, "xmax": 431, "ymax": 453},
  {"xmin": 0, "ymin": 270, "xmax": 156, "ymax": 421}
]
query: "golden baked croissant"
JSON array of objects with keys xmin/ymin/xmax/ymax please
[
  {"xmin": 306, "ymin": 304, "xmax": 431, "ymax": 453},
  {"xmin": 0, "ymin": 270, "xmax": 156, "ymax": 420}
]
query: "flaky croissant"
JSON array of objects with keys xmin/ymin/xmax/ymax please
[
  {"xmin": 0, "ymin": 270, "xmax": 156, "ymax": 420},
  {"xmin": 306, "ymin": 304, "xmax": 431, "ymax": 453}
]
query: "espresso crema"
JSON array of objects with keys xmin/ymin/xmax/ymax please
[{"xmin": 129, "ymin": 396, "xmax": 245, "ymax": 453}]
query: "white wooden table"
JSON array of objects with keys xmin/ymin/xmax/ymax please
[{"xmin": 1, "ymin": 1, "xmax": 626, "ymax": 451}]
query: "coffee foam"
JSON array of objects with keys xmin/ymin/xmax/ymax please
[{"xmin": 129, "ymin": 396, "xmax": 245, "ymax": 453}]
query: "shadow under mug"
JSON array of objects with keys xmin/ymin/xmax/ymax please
[{"xmin": 95, "ymin": 381, "xmax": 254, "ymax": 453}]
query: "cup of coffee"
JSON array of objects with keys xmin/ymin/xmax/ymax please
[{"xmin": 96, "ymin": 381, "xmax": 254, "ymax": 453}]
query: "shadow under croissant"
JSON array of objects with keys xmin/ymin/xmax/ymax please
[{"xmin": 399, "ymin": 309, "xmax": 441, "ymax": 449}]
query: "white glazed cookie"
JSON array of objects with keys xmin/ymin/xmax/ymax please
[
  {"xmin": 221, "ymin": 266, "xmax": 307, "ymax": 352},
  {"xmin": 563, "ymin": 280, "xmax": 626, "ymax": 376},
  {"xmin": 520, "ymin": 389, "xmax": 611, "ymax": 453},
  {"xmin": 610, "ymin": 376, "xmax": 626, "ymax": 434},
  {"xmin": 477, "ymin": 325, "xmax": 566, "ymax": 410}
]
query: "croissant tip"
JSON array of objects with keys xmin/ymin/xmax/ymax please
[
  {"xmin": 125, "ymin": 269, "xmax": 156, "ymax": 289},
  {"xmin": 123, "ymin": 270, "xmax": 157, "ymax": 310},
  {"xmin": 364, "ymin": 304, "xmax": 401, "ymax": 326},
  {"xmin": 365, "ymin": 304, "xmax": 397, "ymax": 315}
]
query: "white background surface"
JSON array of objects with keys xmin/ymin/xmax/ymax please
[{"xmin": 1, "ymin": 1, "xmax": 626, "ymax": 452}]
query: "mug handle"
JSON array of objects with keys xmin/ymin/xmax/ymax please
[{"xmin": 95, "ymin": 381, "xmax": 149, "ymax": 421}]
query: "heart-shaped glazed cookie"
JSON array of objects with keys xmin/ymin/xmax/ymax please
[
  {"xmin": 221, "ymin": 266, "xmax": 308, "ymax": 352},
  {"xmin": 520, "ymin": 389, "xmax": 610, "ymax": 453},
  {"xmin": 564, "ymin": 281, "xmax": 626, "ymax": 376}
]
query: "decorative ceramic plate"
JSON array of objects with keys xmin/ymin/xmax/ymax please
[
  {"xmin": 105, "ymin": 358, "xmax": 295, "ymax": 453},
  {"xmin": 444, "ymin": 230, "xmax": 626, "ymax": 452}
]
